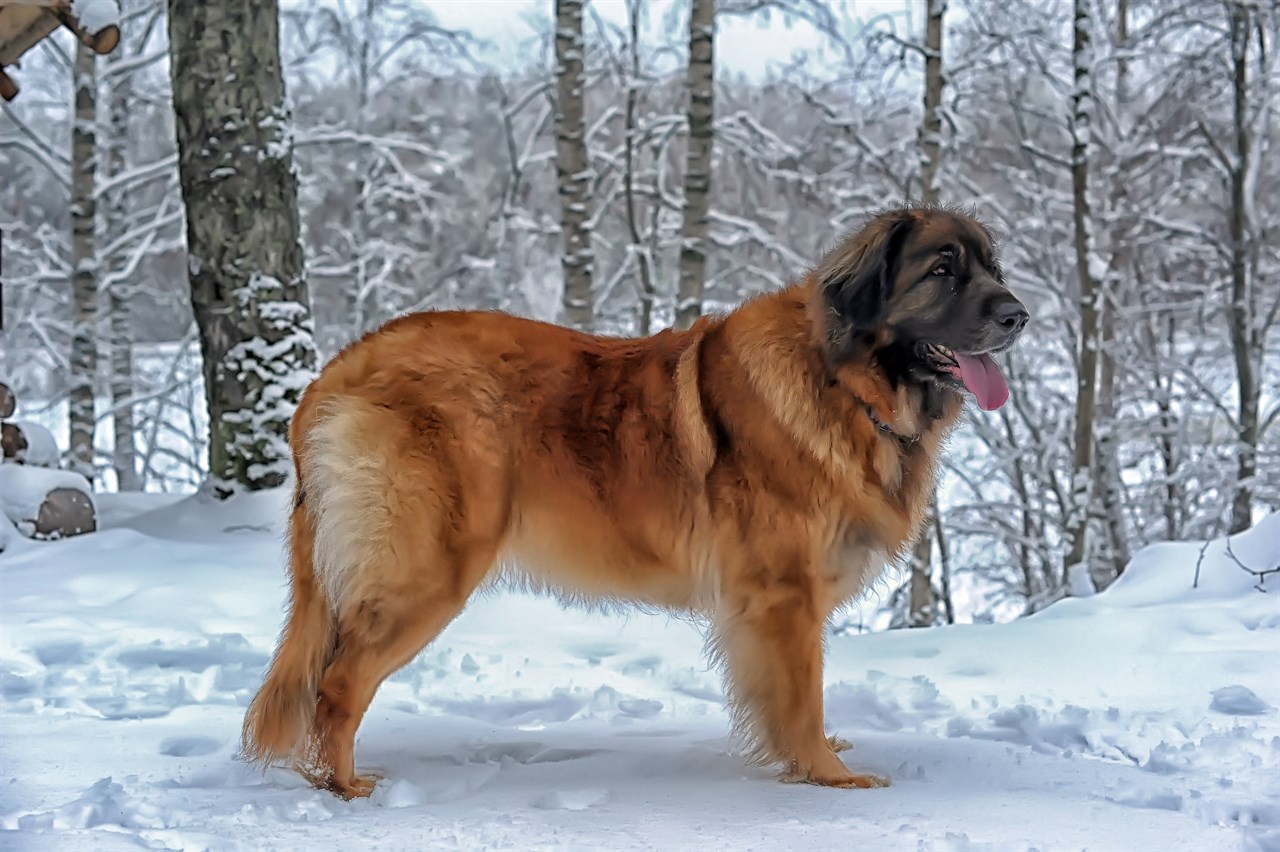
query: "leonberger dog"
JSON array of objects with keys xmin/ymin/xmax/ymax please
[{"xmin": 242, "ymin": 204, "xmax": 1028, "ymax": 798}]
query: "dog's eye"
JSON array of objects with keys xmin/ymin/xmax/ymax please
[{"xmin": 931, "ymin": 263, "xmax": 950, "ymax": 277}]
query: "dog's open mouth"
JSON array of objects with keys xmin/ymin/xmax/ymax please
[{"xmin": 921, "ymin": 343, "xmax": 1010, "ymax": 411}]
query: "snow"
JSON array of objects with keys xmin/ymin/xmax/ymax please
[
  {"xmin": 0, "ymin": 464, "xmax": 94, "ymax": 534},
  {"xmin": 70, "ymin": 0, "xmax": 120, "ymax": 34},
  {"xmin": 257, "ymin": 106, "xmax": 296, "ymax": 164},
  {"xmin": 1066, "ymin": 561, "xmax": 1097, "ymax": 597},
  {"xmin": 1211, "ymin": 686, "xmax": 1271, "ymax": 717},
  {"xmin": 1, "ymin": 496, "xmax": 1277, "ymax": 850},
  {"xmin": 6, "ymin": 420, "xmax": 58, "ymax": 467}
]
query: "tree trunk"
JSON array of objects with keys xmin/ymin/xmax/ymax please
[
  {"xmin": 105, "ymin": 44, "xmax": 140, "ymax": 492},
  {"xmin": 935, "ymin": 510, "xmax": 955, "ymax": 624},
  {"xmin": 918, "ymin": 0, "xmax": 945, "ymax": 204},
  {"xmin": 167, "ymin": 0, "xmax": 317, "ymax": 497},
  {"xmin": 1064, "ymin": 0, "xmax": 1099, "ymax": 594},
  {"xmin": 553, "ymin": 0, "xmax": 593, "ymax": 330},
  {"xmin": 1227, "ymin": 1, "xmax": 1258, "ymax": 534},
  {"xmin": 350, "ymin": 0, "xmax": 376, "ymax": 339},
  {"xmin": 69, "ymin": 42, "xmax": 99, "ymax": 483},
  {"xmin": 675, "ymin": 0, "xmax": 715, "ymax": 331},
  {"xmin": 1156, "ymin": 353, "xmax": 1181, "ymax": 539},
  {"xmin": 624, "ymin": 0, "xmax": 656, "ymax": 335},
  {"xmin": 907, "ymin": 539, "xmax": 936, "ymax": 628},
  {"xmin": 1094, "ymin": 0, "xmax": 1129, "ymax": 582},
  {"xmin": 907, "ymin": 0, "xmax": 946, "ymax": 627},
  {"xmin": 1011, "ymin": 452, "xmax": 1042, "ymax": 612}
]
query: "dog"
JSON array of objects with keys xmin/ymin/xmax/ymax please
[{"xmin": 241, "ymin": 204, "xmax": 1028, "ymax": 798}]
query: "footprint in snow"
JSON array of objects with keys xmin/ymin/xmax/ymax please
[
  {"xmin": 463, "ymin": 742, "xmax": 603, "ymax": 765},
  {"xmin": 32, "ymin": 640, "xmax": 88, "ymax": 666},
  {"xmin": 115, "ymin": 634, "xmax": 267, "ymax": 672},
  {"xmin": 532, "ymin": 788, "xmax": 611, "ymax": 811},
  {"xmin": 160, "ymin": 735, "xmax": 222, "ymax": 757},
  {"xmin": 570, "ymin": 642, "xmax": 627, "ymax": 664},
  {"xmin": 372, "ymin": 779, "xmax": 426, "ymax": 809},
  {"xmin": 617, "ymin": 698, "xmax": 663, "ymax": 718},
  {"xmin": 1210, "ymin": 684, "xmax": 1270, "ymax": 716}
]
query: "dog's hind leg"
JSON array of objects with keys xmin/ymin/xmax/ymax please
[
  {"xmin": 306, "ymin": 542, "xmax": 497, "ymax": 798},
  {"xmin": 296, "ymin": 399, "xmax": 509, "ymax": 798}
]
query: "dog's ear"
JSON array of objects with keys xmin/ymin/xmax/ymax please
[{"xmin": 819, "ymin": 212, "xmax": 913, "ymax": 358}]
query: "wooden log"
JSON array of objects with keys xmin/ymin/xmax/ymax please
[
  {"xmin": 0, "ymin": 464, "xmax": 97, "ymax": 541},
  {"xmin": 34, "ymin": 486, "xmax": 97, "ymax": 539},
  {"xmin": 54, "ymin": 6, "xmax": 118, "ymax": 54},
  {"xmin": 0, "ymin": 3, "xmax": 59, "ymax": 66},
  {"xmin": 1, "ymin": 420, "xmax": 58, "ymax": 466},
  {"xmin": 0, "ymin": 1, "xmax": 118, "ymax": 68},
  {"xmin": 0, "ymin": 67, "xmax": 17, "ymax": 100},
  {"xmin": 0, "ymin": 422, "xmax": 25, "ymax": 460}
]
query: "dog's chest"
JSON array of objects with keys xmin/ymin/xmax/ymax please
[{"xmin": 823, "ymin": 537, "xmax": 890, "ymax": 608}]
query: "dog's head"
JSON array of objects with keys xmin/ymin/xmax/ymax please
[{"xmin": 817, "ymin": 206, "xmax": 1027, "ymax": 412}]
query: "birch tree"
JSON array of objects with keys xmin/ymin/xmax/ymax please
[
  {"xmin": 1063, "ymin": 0, "xmax": 1100, "ymax": 594},
  {"xmin": 68, "ymin": 41, "xmax": 98, "ymax": 482},
  {"xmin": 621, "ymin": 0, "xmax": 657, "ymax": 333},
  {"xmin": 907, "ymin": 0, "xmax": 947, "ymax": 627},
  {"xmin": 1226, "ymin": 0, "xmax": 1260, "ymax": 534},
  {"xmin": 554, "ymin": 0, "xmax": 593, "ymax": 329},
  {"xmin": 167, "ymin": 0, "xmax": 317, "ymax": 496},
  {"xmin": 918, "ymin": 0, "xmax": 944, "ymax": 204},
  {"xmin": 102, "ymin": 25, "xmax": 137, "ymax": 491},
  {"xmin": 675, "ymin": 0, "xmax": 715, "ymax": 330},
  {"xmin": 1091, "ymin": 0, "xmax": 1130, "ymax": 581}
]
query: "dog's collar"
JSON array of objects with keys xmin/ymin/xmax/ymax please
[{"xmin": 864, "ymin": 404, "xmax": 920, "ymax": 446}]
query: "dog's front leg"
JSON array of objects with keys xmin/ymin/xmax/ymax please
[{"xmin": 713, "ymin": 557, "xmax": 888, "ymax": 789}]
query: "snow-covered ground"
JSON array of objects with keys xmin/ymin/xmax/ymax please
[{"xmin": 2, "ymin": 493, "xmax": 1277, "ymax": 851}]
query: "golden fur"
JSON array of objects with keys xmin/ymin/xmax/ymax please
[{"xmin": 242, "ymin": 206, "xmax": 1016, "ymax": 798}]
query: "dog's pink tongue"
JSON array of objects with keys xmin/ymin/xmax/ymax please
[{"xmin": 952, "ymin": 353, "xmax": 1009, "ymax": 411}]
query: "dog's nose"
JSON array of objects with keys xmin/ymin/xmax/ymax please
[{"xmin": 994, "ymin": 300, "xmax": 1029, "ymax": 333}]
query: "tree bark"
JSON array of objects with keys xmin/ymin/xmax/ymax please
[
  {"xmin": 675, "ymin": 0, "xmax": 715, "ymax": 331},
  {"xmin": 918, "ymin": 0, "xmax": 945, "ymax": 204},
  {"xmin": 1227, "ymin": 1, "xmax": 1258, "ymax": 534},
  {"xmin": 349, "ymin": 0, "xmax": 376, "ymax": 340},
  {"xmin": 935, "ymin": 509, "xmax": 955, "ymax": 624},
  {"xmin": 1094, "ymin": 0, "xmax": 1130, "ymax": 582},
  {"xmin": 907, "ymin": 0, "xmax": 946, "ymax": 627},
  {"xmin": 105, "ymin": 43, "xmax": 139, "ymax": 492},
  {"xmin": 624, "ymin": 0, "xmax": 656, "ymax": 335},
  {"xmin": 1063, "ymin": 0, "xmax": 1100, "ymax": 594},
  {"xmin": 1155, "ymin": 324, "xmax": 1182, "ymax": 540},
  {"xmin": 167, "ymin": 0, "xmax": 317, "ymax": 497},
  {"xmin": 68, "ymin": 41, "xmax": 98, "ymax": 483},
  {"xmin": 553, "ymin": 0, "xmax": 593, "ymax": 330}
]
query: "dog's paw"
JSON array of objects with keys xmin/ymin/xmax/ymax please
[
  {"xmin": 328, "ymin": 772, "xmax": 381, "ymax": 799},
  {"xmin": 790, "ymin": 770, "xmax": 890, "ymax": 789},
  {"xmin": 829, "ymin": 772, "xmax": 890, "ymax": 789},
  {"xmin": 782, "ymin": 752, "xmax": 889, "ymax": 789}
]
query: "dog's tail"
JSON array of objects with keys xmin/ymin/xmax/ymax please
[{"xmin": 241, "ymin": 470, "xmax": 335, "ymax": 769}]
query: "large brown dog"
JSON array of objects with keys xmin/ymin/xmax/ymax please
[{"xmin": 242, "ymin": 205, "xmax": 1028, "ymax": 798}]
